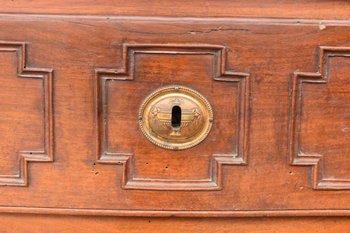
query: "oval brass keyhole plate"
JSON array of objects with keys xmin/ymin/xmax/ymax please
[{"xmin": 139, "ymin": 85, "xmax": 213, "ymax": 150}]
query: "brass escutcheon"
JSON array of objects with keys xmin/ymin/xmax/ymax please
[{"xmin": 139, "ymin": 85, "xmax": 213, "ymax": 150}]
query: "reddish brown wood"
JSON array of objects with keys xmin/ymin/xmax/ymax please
[
  {"xmin": 1, "ymin": 215, "xmax": 350, "ymax": 233},
  {"xmin": 0, "ymin": 41, "xmax": 53, "ymax": 187},
  {"xmin": 290, "ymin": 47, "xmax": 350, "ymax": 190},
  {"xmin": 95, "ymin": 44, "xmax": 249, "ymax": 191},
  {"xmin": 0, "ymin": 0, "xmax": 350, "ymax": 19},
  {"xmin": 0, "ymin": 1, "xmax": 350, "ymax": 232}
]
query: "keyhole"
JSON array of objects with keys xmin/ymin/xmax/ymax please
[{"xmin": 171, "ymin": 106, "xmax": 182, "ymax": 128}]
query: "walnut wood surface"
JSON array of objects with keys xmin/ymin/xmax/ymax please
[
  {"xmin": 0, "ymin": 0, "xmax": 350, "ymax": 19},
  {"xmin": 0, "ymin": 1, "xmax": 350, "ymax": 232},
  {"xmin": 1, "ymin": 215, "xmax": 350, "ymax": 233}
]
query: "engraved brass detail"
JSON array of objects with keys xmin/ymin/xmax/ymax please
[{"xmin": 139, "ymin": 85, "xmax": 213, "ymax": 150}]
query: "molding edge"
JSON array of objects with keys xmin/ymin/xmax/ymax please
[
  {"xmin": 0, "ymin": 41, "xmax": 54, "ymax": 187},
  {"xmin": 289, "ymin": 46, "xmax": 350, "ymax": 190},
  {"xmin": 95, "ymin": 43, "xmax": 250, "ymax": 190}
]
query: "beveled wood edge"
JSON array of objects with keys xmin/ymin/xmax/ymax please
[
  {"xmin": 1, "ymin": 207, "xmax": 350, "ymax": 217},
  {"xmin": 0, "ymin": 41, "xmax": 54, "ymax": 186},
  {"xmin": 95, "ymin": 43, "xmax": 249, "ymax": 190},
  {"xmin": 1, "ymin": 14, "xmax": 350, "ymax": 26},
  {"xmin": 0, "ymin": 1, "xmax": 350, "ymax": 20},
  {"xmin": 288, "ymin": 46, "xmax": 350, "ymax": 190}
]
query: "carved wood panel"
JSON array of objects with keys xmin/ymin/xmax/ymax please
[
  {"xmin": 0, "ymin": 41, "xmax": 53, "ymax": 186},
  {"xmin": 95, "ymin": 44, "xmax": 250, "ymax": 190},
  {"xmin": 290, "ymin": 47, "xmax": 350, "ymax": 190},
  {"xmin": 0, "ymin": 15, "xmax": 349, "ymax": 218}
]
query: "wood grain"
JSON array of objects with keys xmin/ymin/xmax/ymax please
[
  {"xmin": 290, "ymin": 47, "xmax": 350, "ymax": 189},
  {"xmin": 0, "ymin": 214, "xmax": 350, "ymax": 233},
  {"xmin": 0, "ymin": 15, "xmax": 348, "ymax": 217},
  {"xmin": 95, "ymin": 44, "xmax": 249, "ymax": 190},
  {"xmin": 0, "ymin": 1, "xmax": 350, "ymax": 231},
  {"xmin": 0, "ymin": 41, "xmax": 53, "ymax": 186},
  {"xmin": 0, "ymin": 0, "xmax": 350, "ymax": 20}
]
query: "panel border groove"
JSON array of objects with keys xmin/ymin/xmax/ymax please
[
  {"xmin": 0, "ymin": 41, "xmax": 54, "ymax": 186},
  {"xmin": 95, "ymin": 43, "xmax": 250, "ymax": 190},
  {"xmin": 289, "ymin": 46, "xmax": 350, "ymax": 190}
]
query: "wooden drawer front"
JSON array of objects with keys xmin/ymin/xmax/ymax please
[{"xmin": 0, "ymin": 15, "xmax": 350, "ymax": 217}]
